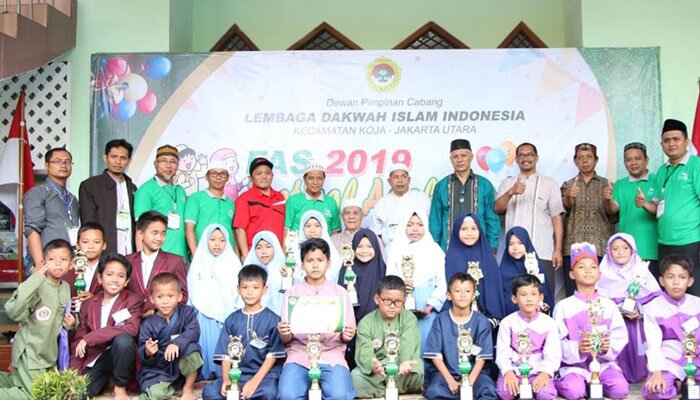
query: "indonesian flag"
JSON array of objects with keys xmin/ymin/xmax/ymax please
[
  {"xmin": 0, "ymin": 91, "xmax": 36, "ymax": 220},
  {"xmin": 693, "ymin": 78, "xmax": 700, "ymax": 155}
]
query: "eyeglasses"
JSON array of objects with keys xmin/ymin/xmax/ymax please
[
  {"xmin": 208, "ymin": 171, "xmax": 229, "ymax": 178},
  {"xmin": 156, "ymin": 159, "xmax": 179, "ymax": 166},
  {"xmin": 48, "ymin": 159, "xmax": 74, "ymax": 166},
  {"xmin": 516, "ymin": 153, "xmax": 536, "ymax": 159},
  {"xmin": 379, "ymin": 297, "xmax": 405, "ymax": 307}
]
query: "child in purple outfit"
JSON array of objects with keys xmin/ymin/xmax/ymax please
[
  {"xmin": 553, "ymin": 242, "xmax": 629, "ymax": 400},
  {"xmin": 642, "ymin": 253, "xmax": 700, "ymax": 399}
]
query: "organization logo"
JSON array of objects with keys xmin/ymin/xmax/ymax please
[{"xmin": 366, "ymin": 57, "xmax": 401, "ymax": 92}]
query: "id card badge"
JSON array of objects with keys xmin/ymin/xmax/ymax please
[
  {"xmin": 682, "ymin": 317, "xmax": 700, "ymax": 333},
  {"xmin": 167, "ymin": 212, "xmax": 181, "ymax": 230},
  {"xmin": 67, "ymin": 226, "xmax": 79, "ymax": 246},
  {"xmin": 112, "ymin": 308, "xmax": 132, "ymax": 325},
  {"xmin": 656, "ymin": 200, "xmax": 665, "ymax": 218},
  {"xmin": 116, "ymin": 211, "xmax": 131, "ymax": 231}
]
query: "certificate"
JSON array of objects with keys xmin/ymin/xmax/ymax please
[{"xmin": 287, "ymin": 296, "xmax": 346, "ymax": 334}]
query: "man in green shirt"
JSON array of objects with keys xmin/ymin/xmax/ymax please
[
  {"xmin": 284, "ymin": 162, "xmax": 341, "ymax": 236},
  {"xmin": 184, "ymin": 160, "xmax": 235, "ymax": 256},
  {"xmin": 604, "ymin": 142, "xmax": 659, "ymax": 271},
  {"xmin": 645, "ymin": 119, "xmax": 700, "ymax": 294},
  {"xmin": 133, "ymin": 145, "xmax": 188, "ymax": 260}
]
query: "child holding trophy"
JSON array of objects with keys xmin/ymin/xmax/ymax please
[
  {"xmin": 444, "ymin": 213, "xmax": 504, "ymax": 326},
  {"xmin": 643, "ymin": 254, "xmax": 700, "ymax": 399},
  {"xmin": 70, "ymin": 253, "xmax": 142, "ymax": 400},
  {"xmin": 496, "ymin": 274, "xmax": 561, "ymax": 400},
  {"xmin": 423, "ymin": 272, "xmax": 497, "ymax": 400},
  {"xmin": 64, "ymin": 223, "xmax": 108, "ymax": 307},
  {"xmin": 277, "ymin": 238, "xmax": 356, "ymax": 400},
  {"xmin": 351, "ymin": 275, "xmax": 423, "ymax": 398},
  {"xmin": 596, "ymin": 233, "xmax": 660, "ymax": 383},
  {"xmin": 201, "ymin": 265, "xmax": 285, "ymax": 400},
  {"xmin": 0, "ymin": 239, "xmax": 73, "ymax": 399},
  {"xmin": 553, "ymin": 243, "xmax": 628, "ymax": 400},
  {"xmin": 243, "ymin": 231, "xmax": 286, "ymax": 315},
  {"xmin": 387, "ymin": 209, "xmax": 446, "ymax": 350}
]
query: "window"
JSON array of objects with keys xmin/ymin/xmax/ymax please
[
  {"xmin": 288, "ymin": 22, "xmax": 361, "ymax": 50},
  {"xmin": 498, "ymin": 22, "xmax": 547, "ymax": 48},
  {"xmin": 211, "ymin": 24, "xmax": 259, "ymax": 51},
  {"xmin": 394, "ymin": 22, "xmax": 468, "ymax": 50}
]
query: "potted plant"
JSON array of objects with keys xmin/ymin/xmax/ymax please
[{"xmin": 31, "ymin": 368, "xmax": 88, "ymax": 400}]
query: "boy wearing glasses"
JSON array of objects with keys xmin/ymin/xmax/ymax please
[
  {"xmin": 24, "ymin": 147, "xmax": 80, "ymax": 269},
  {"xmin": 134, "ymin": 145, "xmax": 188, "ymax": 259},
  {"xmin": 351, "ymin": 275, "xmax": 423, "ymax": 398},
  {"xmin": 184, "ymin": 161, "xmax": 236, "ymax": 256}
]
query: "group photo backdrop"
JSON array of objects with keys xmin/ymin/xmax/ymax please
[{"xmin": 90, "ymin": 48, "xmax": 661, "ymax": 214}]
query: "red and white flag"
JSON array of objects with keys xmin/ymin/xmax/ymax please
[{"xmin": 0, "ymin": 91, "xmax": 36, "ymax": 219}]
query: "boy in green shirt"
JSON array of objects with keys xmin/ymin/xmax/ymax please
[
  {"xmin": 351, "ymin": 275, "xmax": 423, "ymax": 398},
  {"xmin": 0, "ymin": 239, "xmax": 73, "ymax": 399}
]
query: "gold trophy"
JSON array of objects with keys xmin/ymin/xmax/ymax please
[
  {"xmin": 466, "ymin": 262, "xmax": 483, "ymax": 311},
  {"xmin": 281, "ymin": 231, "xmax": 298, "ymax": 292},
  {"xmin": 341, "ymin": 244, "xmax": 359, "ymax": 306},
  {"xmin": 457, "ymin": 328, "xmax": 474, "ymax": 400},
  {"xmin": 516, "ymin": 331, "xmax": 534, "ymax": 400},
  {"xmin": 401, "ymin": 255, "xmax": 417, "ymax": 311},
  {"xmin": 384, "ymin": 330, "xmax": 400, "ymax": 400},
  {"xmin": 307, "ymin": 335, "xmax": 323, "ymax": 400},
  {"xmin": 72, "ymin": 249, "xmax": 89, "ymax": 293},
  {"xmin": 225, "ymin": 335, "xmax": 245, "ymax": 400},
  {"xmin": 683, "ymin": 332, "xmax": 699, "ymax": 399},
  {"xmin": 586, "ymin": 299, "xmax": 605, "ymax": 400}
]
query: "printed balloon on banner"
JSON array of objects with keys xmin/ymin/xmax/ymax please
[
  {"xmin": 106, "ymin": 57, "xmax": 129, "ymax": 77},
  {"xmin": 485, "ymin": 147, "xmax": 506, "ymax": 172},
  {"xmin": 119, "ymin": 73, "xmax": 148, "ymax": 102},
  {"xmin": 499, "ymin": 141, "xmax": 516, "ymax": 166},
  {"xmin": 143, "ymin": 55, "xmax": 172, "ymax": 80},
  {"xmin": 476, "ymin": 146, "xmax": 491, "ymax": 171},
  {"xmin": 111, "ymin": 99, "xmax": 136, "ymax": 121},
  {"xmin": 137, "ymin": 91, "xmax": 157, "ymax": 114}
]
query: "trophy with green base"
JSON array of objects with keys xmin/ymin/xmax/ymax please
[
  {"xmin": 587, "ymin": 299, "xmax": 605, "ymax": 400},
  {"xmin": 683, "ymin": 332, "xmax": 700, "ymax": 399},
  {"xmin": 457, "ymin": 327, "xmax": 474, "ymax": 400},
  {"xmin": 620, "ymin": 266, "xmax": 646, "ymax": 315},
  {"xmin": 341, "ymin": 244, "xmax": 359, "ymax": 306},
  {"xmin": 281, "ymin": 231, "xmax": 297, "ymax": 293},
  {"xmin": 384, "ymin": 330, "xmax": 400, "ymax": 400},
  {"xmin": 307, "ymin": 335, "xmax": 323, "ymax": 400},
  {"xmin": 72, "ymin": 249, "xmax": 89, "ymax": 293},
  {"xmin": 225, "ymin": 335, "xmax": 245, "ymax": 400},
  {"xmin": 401, "ymin": 255, "xmax": 416, "ymax": 311},
  {"xmin": 466, "ymin": 262, "xmax": 482, "ymax": 312},
  {"xmin": 516, "ymin": 331, "xmax": 534, "ymax": 400}
]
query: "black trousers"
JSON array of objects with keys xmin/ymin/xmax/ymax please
[
  {"xmin": 658, "ymin": 241, "xmax": 700, "ymax": 296},
  {"xmin": 84, "ymin": 334, "xmax": 136, "ymax": 397}
]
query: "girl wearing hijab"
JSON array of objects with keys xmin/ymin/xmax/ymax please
[
  {"xmin": 387, "ymin": 208, "xmax": 446, "ymax": 350},
  {"xmin": 444, "ymin": 213, "xmax": 505, "ymax": 325},
  {"xmin": 293, "ymin": 210, "xmax": 342, "ymax": 283},
  {"xmin": 337, "ymin": 228, "xmax": 387, "ymax": 323},
  {"xmin": 243, "ymin": 230, "xmax": 285, "ymax": 315},
  {"xmin": 596, "ymin": 232, "xmax": 661, "ymax": 383},
  {"xmin": 187, "ymin": 224, "xmax": 241, "ymax": 379},
  {"xmin": 499, "ymin": 227, "xmax": 555, "ymax": 315}
]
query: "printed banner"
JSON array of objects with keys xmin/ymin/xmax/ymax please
[{"xmin": 90, "ymin": 49, "xmax": 661, "ymax": 214}]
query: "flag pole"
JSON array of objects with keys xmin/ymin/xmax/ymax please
[{"xmin": 17, "ymin": 91, "xmax": 26, "ymax": 284}]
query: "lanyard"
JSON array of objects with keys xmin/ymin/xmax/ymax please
[
  {"xmin": 662, "ymin": 163, "xmax": 681, "ymax": 191},
  {"xmin": 155, "ymin": 178, "xmax": 178, "ymax": 211},
  {"xmin": 47, "ymin": 181, "xmax": 75, "ymax": 221}
]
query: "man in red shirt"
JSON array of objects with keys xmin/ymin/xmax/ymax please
[{"xmin": 234, "ymin": 157, "xmax": 286, "ymax": 258}]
